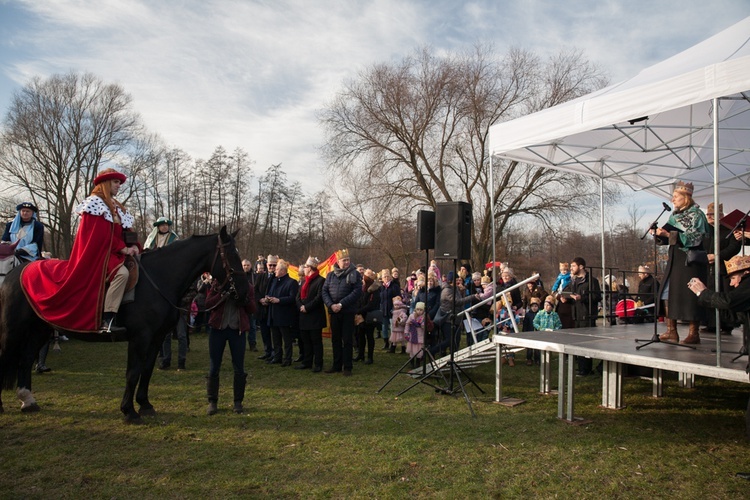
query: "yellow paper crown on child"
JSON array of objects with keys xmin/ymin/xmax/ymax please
[{"xmin": 725, "ymin": 255, "xmax": 750, "ymax": 275}]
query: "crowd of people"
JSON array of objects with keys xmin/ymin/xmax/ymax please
[{"xmin": 3, "ymin": 173, "xmax": 749, "ymax": 414}]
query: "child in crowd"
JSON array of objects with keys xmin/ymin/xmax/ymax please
[
  {"xmin": 523, "ymin": 297, "xmax": 541, "ymax": 365},
  {"xmin": 389, "ymin": 295, "xmax": 408, "ymax": 354},
  {"xmin": 405, "ymin": 301, "xmax": 427, "ymax": 367},
  {"xmin": 428, "ymin": 260, "xmax": 442, "ymax": 283},
  {"xmin": 533, "ymin": 295, "xmax": 563, "ymax": 331},
  {"xmin": 551, "ymin": 262, "xmax": 571, "ymax": 294}
]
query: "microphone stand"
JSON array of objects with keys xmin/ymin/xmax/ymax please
[{"xmin": 636, "ymin": 204, "xmax": 696, "ymax": 350}]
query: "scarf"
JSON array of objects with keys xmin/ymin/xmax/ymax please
[
  {"xmin": 8, "ymin": 213, "xmax": 38, "ymax": 260},
  {"xmin": 300, "ymin": 269, "xmax": 319, "ymax": 300}
]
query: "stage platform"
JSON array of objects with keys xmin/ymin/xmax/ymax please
[{"xmin": 491, "ymin": 323, "xmax": 749, "ymax": 422}]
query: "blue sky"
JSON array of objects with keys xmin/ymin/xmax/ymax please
[{"xmin": 0, "ymin": 0, "xmax": 748, "ymax": 222}]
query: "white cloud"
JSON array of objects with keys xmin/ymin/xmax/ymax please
[{"xmin": 1, "ymin": 0, "xmax": 748, "ymax": 197}]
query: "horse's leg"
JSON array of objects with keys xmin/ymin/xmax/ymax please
[
  {"xmin": 16, "ymin": 340, "xmax": 39, "ymax": 413},
  {"xmin": 135, "ymin": 336, "xmax": 163, "ymax": 417},
  {"xmin": 120, "ymin": 340, "xmax": 144, "ymax": 424}
]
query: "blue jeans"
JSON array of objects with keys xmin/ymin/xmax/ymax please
[
  {"xmin": 246, "ymin": 315, "xmax": 257, "ymax": 348},
  {"xmin": 161, "ymin": 315, "xmax": 188, "ymax": 366},
  {"xmin": 208, "ymin": 327, "xmax": 246, "ymax": 377}
]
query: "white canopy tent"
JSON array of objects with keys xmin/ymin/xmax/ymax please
[
  {"xmin": 487, "ymin": 17, "xmax": 750, "ymax": 362},
  {"xmin": 488, "ymin": 16, "xmax": 750, "ymax": 207}
]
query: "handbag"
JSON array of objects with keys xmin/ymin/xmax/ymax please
[
  {"xmin": 365, "ymin": 309, "xmax": 384, "ymax": 324},
  {"xmin": 685, "ymin": 247, "xmax": 708, "ymax": 266}
]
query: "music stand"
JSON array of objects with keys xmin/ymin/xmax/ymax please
[{"xmin": 635, "ymin": 204, "xmax": 696, "ymax": 350}]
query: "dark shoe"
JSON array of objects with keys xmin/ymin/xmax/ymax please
[
  {"xmin": 525, "ymin": 359, "xmax": 534, "ymax": 366},
  {"xmin": 400, "ymin": 346, "xmax": 406, "ymax": 354},
  {"xmin": 324, "ymin": 367, "xmax": 340, "ymax": 374},
  {"xmin": 293, "ymin": 355, "xmax": 303, "ymax": 363},
  {"xmin": 354, "ymin": 356, "xmax": 364, "ymax": 362},
  {"xmin": 158, "ymin": 363, "xmax": 171, "ymax": 370},
  {"xmin": 364, "ymin": 359, "xmax": 373, "ymax": 365},
  {"xmin": 281, "ymin": 361, "xmax": 291, "ymax": 367},
  {"xmin": 342, "ymin": 369, "xmax": 352, "ymax": 377},
  {"xmin": 257, "ymin": 354, "xmax": 270, "ymax": 360},
  {"xmin": 388, "ymin": 345, "xmax": 396, "ymax": 353},
  {"xmin": 233, "ymin": 402, "xmax": 243, "ymax": 414},
  {"xmin": 382, "ymin": 342, "xmax": 391, "ymax": 351},
  {"xmin": 268, "ymin": 358, "xmax": 281, "ymax": 364},
  {"xmin": 249, "ymin": 342, "xmax": 258, "ymax": 352},
  {"xmin": 295, "ymin": 364, "xmax": 310, "ymax": 370},
  {"xmin": 177, "ymin": 362, "xmax": 186, "ymax": 370},
  {"xmin": 312, "ymin": 366, "xmax": 322, "ymax": 373},
  {"xmin": 207, "ymin": 401, "xmax": 218, "ymax": 416}
]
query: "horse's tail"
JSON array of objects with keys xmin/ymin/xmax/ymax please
[{"xmin": 0, "ymin": 270, "xmax": 21, "ymax": 391}]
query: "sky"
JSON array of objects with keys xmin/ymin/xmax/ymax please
[{"xmin": 0, "ymin": 0, "xmax": 748, "ymax": 224}]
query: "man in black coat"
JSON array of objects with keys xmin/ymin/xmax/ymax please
[
  {"xmin": 560, "ymin": 257, "xmax": 601, "ymax": 376},
  {"xmin": 265, "ymin": 259, "xmax": 299, "ymax": 366},
  {"xmin": 322, "ymin": 249, "xmax": 362, "ymax": 376},
  {"xmin": 296, "ymin": 256, "xmax": 327, "ymax": 372},
  {"xmin": 255, "ymin": 256, "xmax": 275, "ymax": 361},
  {"xmin": 635, "ymin": 265, "xmax": 660, "ymax": 323}
]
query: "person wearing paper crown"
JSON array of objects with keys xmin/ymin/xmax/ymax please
[
  {"xmin": 2, "ymin": 202, "xmax": 45, "ymax": 262},
  {"xmin": 144, "ymin": 216, "xmax": 179, "ymax": 250},
  {"xmin": 321, "ymin": 248, "xmax": 362, "ymax": 376},
  {"xmin": 650, "ymin": 181, "xmax": 709, "ymax": 344},
  {"xmin": 21, "ymin": 168, "xmax": 140, "ymax": 335},
  {"xmin": 689, "ymin": 255, "xmax": 750, "ymax": 378}
]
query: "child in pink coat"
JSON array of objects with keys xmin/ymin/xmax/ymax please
[
  {"xmin": 389, "ymin": 295, "xmax": 408, "ymax": 353},
  {"xmin": 405, "ymin": 302, "xmax": 426, "ymax": 367}
]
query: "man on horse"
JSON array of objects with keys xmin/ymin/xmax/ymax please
[
  {"xmin": 21, "ymin": 168, "xmax": 141, "ymax": 335},
  {"xmin": 2, "ymin": 202, "xmax": 45, "ymax": 263}
]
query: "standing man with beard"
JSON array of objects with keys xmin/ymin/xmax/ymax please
[
  {"xmin": 560, "ymin": 257, "xmax": 601, "ymax": 376},
  {"xmin": 322, "ymin": 249, "xmax": 362, "ymax": 376}
]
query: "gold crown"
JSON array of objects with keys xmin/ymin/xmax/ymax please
[
  {"xmin": 335, "ymin": 248, "xmax": 350, "ymax": 260},
  {"xmin": 674, "ymin": 181, "xmax": 694, "ymax": 195},
  {"xmin": 725, "ymin": 255, "xmax": 750, "ymax": 275}
]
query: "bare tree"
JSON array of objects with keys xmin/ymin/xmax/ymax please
[
  {"xmin": 0, "ymin": 71, "xmax": 144, "ymax": 257},
  {"xmin": 319, "ymin": 45, "xmax": 611, "ymax": 269}
]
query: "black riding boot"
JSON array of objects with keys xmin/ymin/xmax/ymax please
[
  {"xmin": 233, "ymin": 372, "xmax": 247, "ymax": 414},
  {"xmin": 100, "ymin": 312, "xmax": 126, "ymax": 335},
  {"xmin": 206, "ymin": 376, "xmax": 220, "ymax": 415}
]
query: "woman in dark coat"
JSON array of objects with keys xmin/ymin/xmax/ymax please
[
  {"xmin": 652, "ymin": 181, "xmax": 709, "ymax": 344},
  {"xmin": 296, "ymin": 256, "xmax": 327, "ymax": 372},
  {"xmin": 355, "ymin": 269, "xmax": 381, "ymax": 364}
]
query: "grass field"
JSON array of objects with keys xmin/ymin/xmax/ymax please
[{"xmin": 1, "ymin": 333, "xmax": 749, "ymax": 498}]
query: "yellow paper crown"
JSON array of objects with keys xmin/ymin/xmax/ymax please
[
  {"xmin": 335, "ymin": 248, "xmax": 350, "ymax": 260},
  {"xmin": 674, "ymin": 181, "xmax": 694, "ymax": 195},
  {"xmin": 725, "ymin": 255, "xmax": 750, "ymax": 275}
]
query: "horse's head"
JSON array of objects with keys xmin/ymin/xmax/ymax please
[{"xmin": 210, "ymin": 226, "xmax": 249, "ymax": 302}]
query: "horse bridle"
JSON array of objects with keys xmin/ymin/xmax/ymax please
[
  {"xmin": 136, "ymin": 234, "xmax": 244, "ymax": 314},
  {"xmin": 210, "ymin": 235, "xmax": 242, "ymax": 300}
]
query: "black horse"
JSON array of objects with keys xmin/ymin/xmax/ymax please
[{"xmin": 0, "ymin": 226, "xmax": 248, "ymax": 423}]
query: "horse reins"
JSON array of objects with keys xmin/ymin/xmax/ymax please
[{"xmin": 135, "ymin": 235, "xmax": 243, "ymax": 315}]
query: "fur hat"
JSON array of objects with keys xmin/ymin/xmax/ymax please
[
  {"xmin": 673, "ymin": 180, "xmax": 694, "ymax": 195},
  {"xmin": 335, "ymin": 248, "xmax": 350, "ymax": 260},
  {"xmin": 305, "ymin": 256, "xmax": 320, "ymax": 268},
  {"xmin": 725, "ymin": 255, "xmax": 750, "ymax": 276},
  {"xmin": 529, "ymin": 297, "xmax": 542, "ymax": 306},
  {"xmin": 544, "ymin": 295, "xmax": 556, "ymax": 306},
  {"xmin": 94, "ymin": 168, "xmax": 126, "ymax": 186}
]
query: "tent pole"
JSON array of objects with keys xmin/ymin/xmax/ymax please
[
  {"xmin": 713, "ymin": 98, "xmax": 721, "ymax": 365},
  {"xmin": 600, "ymin": 163, "xmax": 606, "ymax": 329},
  {"xmin": 490, "ymin": 154, "xmax": 497, "ymax": 341}
]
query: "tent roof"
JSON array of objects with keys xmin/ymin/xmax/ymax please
[{"xmin": 488, "ymin": 17, "xmax": 750, "ymax": 207}]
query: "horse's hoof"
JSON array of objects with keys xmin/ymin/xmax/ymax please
[
  {"xmin": 139, "ymin": 407, "xmax": 156, "ymax": 417},
  {"xmin": 124, "ymin": 415, "xmax": 144, "ymax": 425},
  {"xmin": 21, "ymin": 403, "xmax": 40, "ymax": 413}
]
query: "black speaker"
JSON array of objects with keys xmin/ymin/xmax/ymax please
[
  {"xmin": 416, "ymin": 210, "xmax": 435, "ymax": 250},
  {"xmin": 434, "ymin": 202, "xmax": 472, "ymax": 260}
]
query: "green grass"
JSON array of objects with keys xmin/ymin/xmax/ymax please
[{"xmin": 1, "ymin": 334, "xmax": 748, "ymax": 498}]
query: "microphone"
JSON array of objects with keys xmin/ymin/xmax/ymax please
[{"xmin": 662, "ymin": 202, "xmax": 671, "ymax": 212}]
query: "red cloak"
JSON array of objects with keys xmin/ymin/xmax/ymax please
[{"xmin": 21, "ymin": 210, "xmax": 126, "ymax": 333}]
